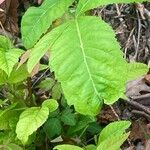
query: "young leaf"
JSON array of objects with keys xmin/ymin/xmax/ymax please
[
  {"xmin": 0, "ymin": 70, "xmax": 7, "ymax": 85},
  {"xmin": 44, "ymin": 118, "xmax": 62, "ymax": 139},
  {"xmin": 52, "ymin": 83, "xmax": 62, "ymax": 100},
  {"xmin": 42, "ymin": 99, "xmax": 58, "ymax": 112},
  {"xmin": 97, "ymin": 132, "xmax": 130, "ymax": 150},
  {"xmin": 98, "ymin": 121, "xmax": 131, "ymax": 145},
  {"xmin": 76, "ymin": 0, "xmax": 150, "ymax": 17},
  {"xmin": 6, "ymin": 143, "xmax": 23, "ymax": 150},
  {"xmin": 127, "ymin": 62, "xmax": 148, "ymax": 81},
  {"xmin": 16, "ymin": 99, "xmax": 58, "ymax": 144},
  {"xmin": 84, "ymin": 145, "xmax": 97, "ymax": 150},
  {"xmin": 21, "ymin": 0, "xmax": 74, "ymax": 48},
  {"xmin": 16, "ymin": 106, "xmax": 49, "ymax": 144},
  {"xmin": 0, "ymin": 35, "xmax": 12, "ymax": 50},
  {"xmin": 54, "ymin": 144, "xmax": 83, "ymax": 150},
  {"xmin": 68, "ymin": 115, "xmax": 95, "ymax": 135},
  {"xmin": 49, "ymin": 16, "xmax": 127, "ymax": 115},
  {"xmin": 37, "ymin": 78, "xmax": 55, "ymax": 90},
  {"xmin": 61, "ymin": 108, "xmax": 76, "ymax": 126},
  {"xmin": 0, "ymin": 48, "xmax": 23, "ymax": 76},
  {"xmin": 8, "ymin": 64, "xmax": 29, "ymax": 84},
  {"xmin": 0, "ymin": 35, "xmax": 23, "ymax": 76}
]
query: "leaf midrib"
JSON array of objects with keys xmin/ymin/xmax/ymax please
[
  {"xmin": 76, "ymin": 0, "xmax": 90, "ymax": 17},
  {"xmin": 75, "ymin": 19, "xmax": 99, "ymax": 98}
]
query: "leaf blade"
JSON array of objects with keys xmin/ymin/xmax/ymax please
[
  {"xmin": 21, "ymin": 0, "xmax": 74, "ymax": 48},
  {"xmin": 76, "ymin": 0, "xmax": 150, "ymax": 16},
  {"xmin": 49, "ymin": 16, "xmax": 127, "ymax": 115}
]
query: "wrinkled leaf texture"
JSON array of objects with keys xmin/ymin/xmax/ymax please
[
  {"xmin": 16, "ymin": 99, "xmax": 58, "ymax": 144},
  {"xmin": 28, "ymin": 16, "xmax": 148, "ymax": 116},
  {"xmin": 49, "ymin": 16, "xmax": 128, "ymax": 115},
  {"xmin": 21, "ymin": 0, "xmax": 74, "ymax": 48}
]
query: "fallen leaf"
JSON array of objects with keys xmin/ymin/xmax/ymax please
[
  {"xmin": 31, "ymin": 63, "xmax": 40, "ymax": 77},
  {"xmin": 18, "ymin": 50, "xmax": 31, "ymax": 69}
]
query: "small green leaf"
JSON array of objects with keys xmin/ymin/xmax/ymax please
[
  {"xmin": 52, "ymin": 83, "xmax": 62, "ymax": 100},
  {"xmin": 42, "ymin": 99, "xmax": 58, "ymax": 112},
  {"xmin": 38, "ymin": 78, "xmax": 55, "ymax": 90},
  {"xmin": 68, "ymin": 115, "xmax": 95, "ymax": 135},
  {"xmin": 0, "ymin": 69, "xmax": 7, "ymax": 85},
  {"xmin": 76, "ymin": 0, "xmax": 149, "ymax": 17},
  {"xmin": 0, "ymin": 48, "xmax": 23, "ymax": 76},
  {"xmin": 16, "ymin": 106, "xmax": 49, "ymax": 144},
  {"xmin": 21, "ymin": 0, "xmax": 74, "ymax": 48},
  {"xmin": 97, "ymin": 132, "xmax": 130, "ymax": 150},
  {"xmin": 44, "ymin": 118, "xmax": 62, "ymax": 139},
  {"xmin": 8, "ymin": 64, "xmax": 29, "ymax": 84},
  {"xmin": 98, "ymin": 121, "xmax": 131, "ymax": 145},
  {"xmin": 127, "ymin": 62, "xmax": 148, "ymax": 81},
  {"xmin": 84, "ymin": 144, "xmax": 97, "ymax": 150},
  {"xmin": 0, "ymin": 35, "xmax": 12, "ymax": 50},
  {"xmin": 54, "ymin": 144, "xmax": 83, "ymax": 150},
  {"xmin": 61, "ymin": 108, "xmax": 76, "ymax": 126},
  {"xmin": 6, "ymin": 143, "xmax": 23, "ymax": 150}
]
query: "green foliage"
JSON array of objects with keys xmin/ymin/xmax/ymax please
[
  {"xmin": 26, "ymin": 8, "xmax": 148, "ymax": 115},
  {"xmin": 68, "ymin": 115, "xmax": 95, "ymax": 135},
  {"xmin": 76, "ymin": 0, "xmax": 150, "ymax": 16},
  {"xmin": 16, "ymin": 99, "xmax": 58, "ymax": 144},
  {"xmin": 4, "ymin": 143, "xmax": 23, "ymax": 150},
  {"xmin": 97, "ymin": 121, "xmax": 131, "ymax": 145},
  {"xmin": 44, "ymin": 118, "xmax": 62, "ymax": 139},
  {"xmin": 60, "ymin": 108, "xmax": 76, "ymax": 126},
  {"xmin": 0, "ymin": 36, "xmax": 23, "ymax": 76},
  {"xmin": 97, "ymin": 133, "xmax": 130, "ymax": 150},
  {"xmin": 54, "ymin": 144, "xmax": 83, "ymax": 150},
  {"xmin": 21, "ymin": 0, "xmax": 74, "ymax": 48},
  {"xmin": 0, "ymin": 65, "xmax": 29, "ymax": 85},
  {"xmin": 27, "ymin": 22, "xmax": 68, "ymax": 73},
  {"xmin": 54, "ymin": 121, "xmax": 131, "ymax": 150},
  {"xmin": 127, "ymin": 62, "xmax": 148, "ymax": 81},
  {"xmin": 0, "ymin": 0, "xmax": 149, "ymax": 149},
  {"xmin": 49, "ymin": 16, "xmax": 127, "ymax": 115},
  {"xmin": 37, "ymin": 78, "xmax": 55, "ymax": 90}
]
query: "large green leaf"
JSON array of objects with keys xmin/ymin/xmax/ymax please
[
  {"xmin": 98, "ymin": 121, "xmax": 131, "ymax": 145},
  {"xmin": 54, "ymin": 144, "xmax": 83, "ymax": 150},
  {"xmin": 21, "ymin": 0, "xmax": 74, "ymax": 48},
  {"xmin": 76, "ymin": 0, "xmax": 150, "ymax": 16},
  {"xmin": 28, "ymin": 16, "xmax": 148, "ymax": 116},
  {"xmin": 16, "ymin": 99, "xmax": 58, "ymax": 144},
  {"xmin": 49, "ymin": 16, "xmax": 127, "ymax": 115}
]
